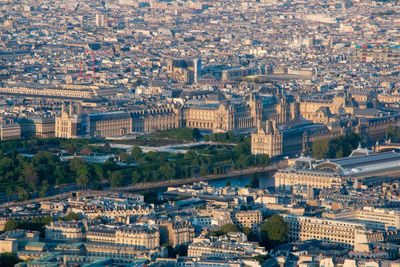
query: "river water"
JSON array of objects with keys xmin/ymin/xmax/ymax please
[{"xmin": 207, "ymin": 171, "xmax": 275, "ymax": 189}]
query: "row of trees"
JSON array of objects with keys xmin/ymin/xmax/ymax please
[
  {"xmin": 204, "ymin": 131, "xmax": 246, "ymax": 143},
  {"xmin": 0, "ymin": 129, "xmax": 270, "ymax": 199},
  {"xmin": 3, "ymin": 213, "xmax": 82, "ymax": 237},
  {"xmin": 0, "ymin": 253, "xmax": 20, "ymax": 267},
  {"xmin": 157, "ymin": 128, "xmax": 202, "ymax": 142},
  {"xmin": 0, "ymin": 149, "xmax": 116, "ymax": 200},
  {"xmin": 111, "ymin": 139, "xmax": 269, "ymax": 188},
  {"xmin": 388, "ymin": 126, "xmax": 400, "ymax": 143},
  {"xmin": 3, "ymin": 216, "xmax": 53, "ymax": 237},
  {"xmin": 312, "ymin": 133, "xmax": 361, "ymax": 159}
]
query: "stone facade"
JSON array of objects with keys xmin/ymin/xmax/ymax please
[
  {"xmin": 33, "ymin": 117, "xmax": 55, "ymax": 138},
  {"xmin": 166, "ymin": 59, "xmax": 201, "ymax": 84},
  {"xmin": 131, "ymin": 104, "xmax": 182, "ymax": 133},
  {"xmin": 159, "ymin": 221, "xmax": 195, "ymax": 247},
  {"xmin": 183, "ymin": 101, "xmax": 254, "ymax": 132},
  {"xmin": 275, "ymin": 168, "xmax": 343, "ymax": 190},
  {"xmin": 252, "ymin": 114, "xmax": 400, "ymax": 158},
  {"xmin": 45, "ymin": 221, "xmax": 84, "ymax": 241},
  {"xmin": 86, "ymin": 225, "xmax": 159, "ymax": 250},
  {"xmin": 0, "ymin": 120, "xmax": 21, "ymax": 141},
  {"xmin": 89, "ymin": 112, "xmax": 131, "ymax": 138},
  {"xmin": 233, "ymin": 210, "xmax": 262, "ymax": 232},
  {"xmin": 283, "ymin": 214, "xmax": 367, "ymax": 248}
]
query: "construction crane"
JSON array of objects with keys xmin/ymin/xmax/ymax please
[{"xmin": 82, "ymin": 49, "xmax": 114, "ymax": 78}]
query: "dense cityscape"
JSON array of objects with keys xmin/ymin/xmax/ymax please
[{"xmin": 1, "ymin": 0, "xmax": 400, "ymax": 266}]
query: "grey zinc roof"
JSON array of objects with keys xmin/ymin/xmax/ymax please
[{"xmin": 329, "ymin": 151, "xmax": 400, "ymax": 169}]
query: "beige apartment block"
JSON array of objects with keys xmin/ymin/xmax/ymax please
[
  {"xmin": 233, "ymin": 210, "xmax": 262, "ymax": 232},
  {"xmin": 283, "ymin": 214, "xmax": 366, "ymax": 248}
]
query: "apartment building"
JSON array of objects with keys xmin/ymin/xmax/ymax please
[
  {"xmin": 325, "ymin": 207, "xmax": 400, "ymax": 231},
  {"xmin": 86, "ymin": 226, "xmax": 159, "ymax": 250},
  {"xmin": 0, "ymin": 121, "xmax": 21, "ymax": 141},
  {"xmin": 33, "ymin": 117, "xmax": 55, "ymax": 138},
  {"xmin": 233, "ymin": 210, "xmax": 262, "ymax": 232},
  {"xmin": 283, "ymin": 214, "xmax": 367, "ymax": 248},
  {"xmin": 159, "ymin": 221, "xmax": 195, "ymax": 247},
  {"xmin": 45, "ymin": 221, "xmax": 84, "ymax": 241},
  {"xmin": 188, "ymin": 239, "xmax": 265, "ymax": 258},
  {"xmin": 89, "ymin": 111, "xmax": 131, "ymax": 138}
]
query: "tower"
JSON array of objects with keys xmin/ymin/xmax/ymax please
[
  {"xmin": 96, "ymin": 13, "xmax": 107, "ymax": 27},
  {"xmin": 193, "ymin": 58, "xmax": 201, "ymax": 83}
]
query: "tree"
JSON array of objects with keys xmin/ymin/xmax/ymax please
[
  {"xmin": 76, "ymin": 174, "xmax": 89, "ymax": 188},
  {"xmin": 22, "ymin": 163, "xmax": 38, "ymax": 185},
  {"xmin": 242, "ymin": 226, "xmax": 258, "ymax": 242},
  {"xmin": 0, "ymin": 253, "xmax": 21, "ymax": 267},
  {"xmin": 174, "ymin": 245, "xmax": 188, "ymax": 256},
  {"xmin": 249, "ymin": 173, "xmax": 259, "ymax": 188},
  {"xmin": 63, "ymin": 212, "xmax": 82, "ymax": 221},
  {"xmin": 70, "ymin": 157, "xmax": 85, "ymax": 172},
  {"xmin": 253, "ymin": 255, "xmax": 270, "ymax": 263},
  {"xmin": 32, "ymin": 151, "xmax": 56, "ymax": 182},
  {"xmin": 312, "ymin": 139, "xmax": 330, "ymax": 159},
  {"xmin": 118, "ymin": 152, "xmax": 128, "ymax": 162},
  {"xmin": 159, "ymin": 164, "xmax": 175, "ymax": 180},
  {"xmin": 234, "ymin": 142, "xmax": 251, "ymax": 155},
  {"xmin": 16, "ymin": 186, "xmax": 29, "ymax": 201},
  {"xmin": 39, "ymin": 180, "xmax": 49, "ymax": 198},
  {"xmin": 313, "ymin": 134, "xmax": 361, "ymax": 159},
  {"xmin": 67, "ymin": 144, "xmax": 77, "ymax": 155},
  {"xmin": 257, "ymin": 154, "xmax": 270, "ymax": 166},
  {"xmin": 145, "ymin": 151, "xmax": 158, "ymax": 163},
  {"xmin": 3, "ymin": 219, "xmax": 18, "ymax": 232},
  {"xmin": 103, "ymin": 143, "xmax": 112, "ymax": 152},
  {"xmin": 132, "ymin": 171, "xmax": 140, "ymax": 184},
  {"xmin": 6, "ymin": 186, "xmax": 12, "ymax": 203},
  {"xmin": 131, "ymin": 146, "xmax": 143, "ymax": 161},
  {"xmin": 260, "ymin": 214, "xmax": 289, "ymax": 248},
  {"xmin": 76, "ymin": 164, "xmax": 89, "ymax": 188},
  {"xmin": 110, "ymin": 172, "xmax": 123, "ymax": 188},
  {"xmin": 219, "ymin": 223, "xmax": 240, "ymax": 234},
  {"xmin": 94, "ymin": 164, "xmax": 104, "ymax": 181},
  {"xmin": 192, "ymin": 128, "xmax": 202, "ymax": 141},
  {"xmin": 227, "ymin": 131, "xmax": 235, "ymax": 142},
  {"xmin": 200, "ymin": 165, "xmax": 208, "ymax": 176}
]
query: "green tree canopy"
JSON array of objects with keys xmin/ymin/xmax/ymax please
[
  {"xmin": 131, "ymin": 146, "xmax": 143, "ymax": 161},
  {"xmin": 209, "ymin": 223, "xmax": 240, "ymax": 236},
  {"xmin": 249, "ymin": 173, "xmax": 259, "ymax": 188},
  {"xmin": 3, "ymin": 219, "xmax": 18, "ymax": 232},
  {"xmin": 62, "ymin": 212, "xmax": 82, "ymax": 221},
  {"xmin": 260, "ymin": 214, "xmax": 289, "ymax": 249},
  {"xmin": 312, "ymin": 133, "xmax": 361, "ymax": 159},
  {"xmin": 110, "ymin": 172, "xmax": 123, "ymax": 188},
  {"xmin": 312, "ymin": 139, "xmax": 330, "ymax": 159},
  {"xmin": 0, "ymin": 253, "xmax": 21, "ymax": 267}
]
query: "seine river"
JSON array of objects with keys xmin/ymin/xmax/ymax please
[{"xmin": 207, "ymin": 171, "xmax": 275, "ymax": 189}]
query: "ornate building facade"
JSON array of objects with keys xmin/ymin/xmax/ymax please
[
  {"xmin": 252, "ymin": 114, "xmax": 400, "ymax": 158},
  {"xmin": 131, "ymin": 104, "xmax": 182, "ymax": 133},
  {"xmin": 89, "ymin": 112, "xmax": 132, "ymax": 138},
  {"xmin": 183, "ymin": 101, "xmax": 254, "ymax": 132},
  {"xmin": 158, "ymin": 220, "xmax": 195, "ymax": 247}
]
